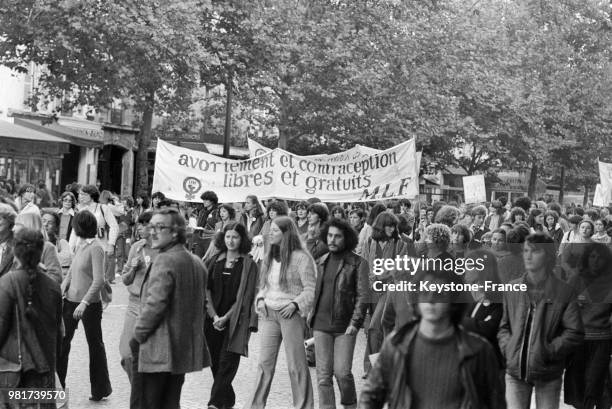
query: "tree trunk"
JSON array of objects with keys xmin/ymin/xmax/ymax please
[
  {"xmin": 558, "ymin": 166, "xmax": 565, "ymax": 204},
  {"xmin": 135, "ymin": 90, "xmax": 155, "ymax": 193},
  {"xmin": 278, "ymin": 94, "xmax": 288, "ymax": 150},
  {"xmin": 527, "ymin": 160, "xmax": 538, "ymax": 199},
  {"xmin": 223, "ymin": 70, "xmax": 233, "ymax": 158},
  {"xmin": 583, "ymin": 184, "xmax": 589, "ymax": 207}
]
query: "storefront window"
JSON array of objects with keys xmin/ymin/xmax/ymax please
[
  {"xmin": 30, "ymin": 159, "xmax": 45, "ymax": 186},
  {"xmin": 14, "ymin": 158, "xmax": 28, "ymax": 187},
  {"xmin": 0, "ymin": 157, "xmax": 13, "ymax": 181},
  {"xmin": 46, "ymin": 158, "xmax": 62, "ymax": 198}
]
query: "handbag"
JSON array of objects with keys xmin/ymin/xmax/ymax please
[{"xmin": 0, "ymin": 307, "xmax": 22, "ymax": 388}]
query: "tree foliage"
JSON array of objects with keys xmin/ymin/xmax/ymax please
[
  {"xmin": 0, "ymin": 0, "xmax": 215, "ymax": 191},
  {"xmin": 1, "ymin": 0, "xmax": 611, "ymax": 199}
]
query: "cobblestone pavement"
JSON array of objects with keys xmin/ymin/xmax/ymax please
[{"xmin": 63, "ymin": 281, "xmax": 573, "ymax": 409}]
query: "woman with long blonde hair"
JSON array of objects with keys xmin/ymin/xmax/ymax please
[{"xmin": 245, "ymin": 216, "xmax": 316, "ymax": 409}]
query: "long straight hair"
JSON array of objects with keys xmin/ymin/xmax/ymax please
[{"xmin": 261, "ymin": 216, "xmax": 304, "ymax": 291}]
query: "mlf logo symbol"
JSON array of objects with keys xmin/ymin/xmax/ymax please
[{"xmin": 183, "ymin": 177, "xmax": 202, "ymax": 200}]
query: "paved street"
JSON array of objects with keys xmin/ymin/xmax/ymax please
[
  {"xmin": 63, "ymin": 281, "xmax": 369, "ymax": 409},
  {"xmin": 63, "ymin": 281, "xmax": 574, "ymax": 409}
]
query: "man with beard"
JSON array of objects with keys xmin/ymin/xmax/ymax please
[{"xmin": 309, "ymin": 218, "xmax": 369, "ymax": 409}]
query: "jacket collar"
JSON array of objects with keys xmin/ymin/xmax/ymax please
[
  {"xmin": 317, "ymin": 250, "xmax": 357, "ymax": 267},
  {"xmin": 158, "ymin": 242, "xmax": 184, "ymax": 253},
  {"xmin": 392, "ymin": 321, "xmax": 481, "ymax": 362},
  {"xmin": 519, "ymin": 272, "xmax": 560, "ymax": 302}
]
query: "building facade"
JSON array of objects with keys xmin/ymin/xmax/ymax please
[{"xmin": 0, "ymin": 64, "xmax": 140, "ymax": 198}]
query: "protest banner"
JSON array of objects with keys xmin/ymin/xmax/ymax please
[
  {"xmin": 247, "ymin": 138, "xmax": 272, "ymax": 157},
  {"xmin": 593, "ymin": 184, "xmax": 611, "ymax": 207},
  {"xmin": 247, "ymin": 137, "xmax": 381, "ymax": 162},
  {"xmin": 462, "ymin": 174, "xmax": 487, "ymax": 204},
  {"xmin": 152, "ymin": 138, "xmax": 419, "ymax": 203},
  {"xmin": 599, "ymin": 160, "xmax": 612, "ymax": 191}
]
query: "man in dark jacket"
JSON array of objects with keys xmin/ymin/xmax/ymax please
[
  {"xmin": 359, "ymin": 270, "xmax": 505, "ymax": 409},
  {"xmin": 308, "ymin": 218, "xmax": 369, "ymax": 409},
  {"xmin": 498, "ymin": 232, "xmax": 584, "ymax": 409},
  {"xmin": 193, "ymin": 191, "xmax": 219, "ymax": 258},
  {"xmin": 129, "ymin": 208, "xmax": 210, "ymax": 409},
  {"xmin": 0, "ymin": 203, "xmax": 16, "ymax": 277}
]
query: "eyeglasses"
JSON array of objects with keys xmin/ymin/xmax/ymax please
[
  {"xmin": 151, "ymin": 224, "xmax": 172, "ymax": 233},
  {"xmin": 62, "ymin": 198, "xmax": 73, "ymax": 202}
]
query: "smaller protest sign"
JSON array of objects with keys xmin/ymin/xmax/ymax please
[{"xmin": 463, "ymin": 174, "xmax": 487, "ymax": 204}]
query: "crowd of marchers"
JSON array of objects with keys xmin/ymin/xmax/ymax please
[{"xmin": 1, "ymin": 182, "xmax": 612, "ymax": 409}]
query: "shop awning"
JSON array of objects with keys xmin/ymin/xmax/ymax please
[
  {"xmin": 13, "ymin": 118, "xmax": 104, "ymax": 148},
  {"xmin": 0, "ymin": 120, "xmax": 71, "ymax": 145},
  {"xmin": 443, "ymin": 165, "xmax": 468, "ymax": 176}
]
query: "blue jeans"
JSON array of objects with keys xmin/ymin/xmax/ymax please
[
  {"xmin": 505, "ymin": 373, "xmax": 562, "ymax": 409},
  {"xmin": 245, "ymin": 309, "xmax": 313, "ymax": 409},
  {"xmin": 314, "ymin": 330, "xmax": 357, "ymax": 409}
]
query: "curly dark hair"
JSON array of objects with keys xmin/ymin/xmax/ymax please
[
  {"xmin": 200, "ymin": 190, "xmax": 218, "ymax": 205},
  {"xmin": 451, "ymin": 223, "xmax": 472, "ymax": 245},
  {"xmin": 330, "ymin": 205, "xmax": 346, "ymax": 220},
  {"xmin": 513, "ymin": 196, "xmax": 532, "ymax": 212},
  {"xmin": 151, "ymin": 191, "xmax": 166, "ymax": 201},
  {"xmin": 218, "ymin": 203, "xmax": 236, "ymax": 221},
  {"xmin": 59, "ymin": 191, "xmax": 77, "ymax": 209},
  {"xmin": 212, "ymin": 221, "xmax": 252, "ymax": 254},
  {"xmin": 319, "ymin": 218, "xmax": 359, "ymax": 252},
  {"xmin": 80, "ymin": 184, "xmax": 100, "ymax": 202},
  {"xmin": 509, "ymin": 207, "xmax": 527, "ymax": 224},
  {"xmin": 579, "ymin": 243, "xmax": 612, "ymax": 278},
  {"xmin": 434, "ymin": 205, "xmax": 460, "ymax": 228},
  {"xmin": 266, "ymin": 200, "xmax": 289, "ymax": 218}
]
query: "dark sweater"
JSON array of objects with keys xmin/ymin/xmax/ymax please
[
  {"xmin": 408, "ymin": 331, "xmax": 463, "ymax": 409},
  {"xmin": 312, "ymin": 253, "xmax": 342, "ymax": 332}
]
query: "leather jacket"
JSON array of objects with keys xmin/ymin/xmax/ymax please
[
  {"xmin": 308, "ymin": 251, "xmax": 369, "ymax": 331},
  {"xmin": 498, "ymin": 273, "xmax": 584, "ymax": 383},
  {"xmin": 359, "ymin": 322, "xmax": 506, "ymax": 409}
]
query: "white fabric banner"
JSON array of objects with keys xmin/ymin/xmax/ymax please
[
  {"xmin": 152, "ymin": 138, "xmax": 419, "ymax": 203},
  {"xmin": 247, "ymin": 138, "xmax": 272, "ymax": 157},
  {"xmin": 599, "ymin": 160, "xmax": 612, "ymax": 191},
  {"xmin": 247, "ymin": 137, "xmax": 381, "ymax": 162},
  {"xmin": 593, "ymin": 184, "xmax": 611, "ymax": 207},
  {"xmin": 463, "ymin": 174, "xmax": 487, "ymax": 204}
]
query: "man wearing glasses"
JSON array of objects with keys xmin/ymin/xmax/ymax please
[{"xmin": 129, "ymin": 208, "xmax": 210, "ymax": 409}]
